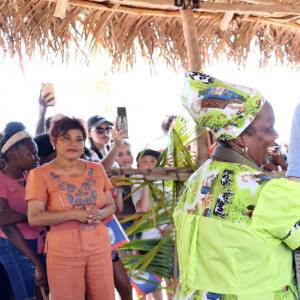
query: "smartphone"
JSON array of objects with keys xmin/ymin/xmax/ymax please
[
  {"xmin": 116, "ymin": 107, "xmax": 128, "ymax": 138},
  {"xmin": 41, "ymin": 83, "xmax": 56, "ymax": 106}
]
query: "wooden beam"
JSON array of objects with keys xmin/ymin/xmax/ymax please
[
  {"xmin": 246, "ymin": 15, "xmax": 300, "ymax": 30},
  {"xmin": 198, "ymin": 2, "xmax": 300, "ymax": 15},
  {"xmin": 47, "ymin": 0, "xmax": 183, "ymax": 16},
  {"xmin": 107, "ymin": 0, "xmax": 174, "ymax": 8},
  {"xmin": 106, "ymin": 166, "xmax": 285, "ymax": 182},
  {"xmin": 46, "ymin": 0, "xmax": 300, "ymax": 30},
  {"xmin": 237, "ymin": 0, "xmax": 281, "ymax": 5},
  {"xmin": 97, "ymin": 0, "xmax": 297, "ymax": 9},
  {"xmin": 106, "ymin": 166, "xmax": 194, "ymax": 181},
  {"xmin": 47, "ymin": 0, "xmax": 300, "ymax": 17}
]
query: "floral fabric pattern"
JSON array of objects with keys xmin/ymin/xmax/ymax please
[{"xmin": 50, "ymin": 167, "xmax": 98, "ymax": 209}]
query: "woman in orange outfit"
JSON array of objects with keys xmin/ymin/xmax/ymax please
[{"xmin": 26, "ymin": 116, "xmax": 115, "ymax": 300}]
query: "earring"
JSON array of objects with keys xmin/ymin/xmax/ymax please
[
  {"xmin": 242, "ymin": 146, "xmax": 248, "ymax": 155},
  {"xmin": 53, "ymin": 146, "xmax": 56, "ymax": 150}
]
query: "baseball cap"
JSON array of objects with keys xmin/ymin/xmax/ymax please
[
  {"xmin": 136, "ymin": 149, "xmax": 161, "ymax": 162},
  {"xmin": 87, "ymin": 115, "xmax": 113, "ymax": 130}
]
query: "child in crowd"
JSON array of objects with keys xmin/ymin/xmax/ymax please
[
  {"xmin": 114, "ymin": 140, "xmax": 136, "ymax": 234},
  {"xmin": 131, "ymin": 149, "xmax": 167, "ymax": 300}
]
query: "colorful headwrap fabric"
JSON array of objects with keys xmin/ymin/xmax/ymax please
[{"xmin": 182, "ymin": 70, "xmax": 266, "ymax": 141}]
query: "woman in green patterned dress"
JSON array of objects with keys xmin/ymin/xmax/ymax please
[{"xmin": 173, "ymin": 71, "xmax": 300, "ymax": 300}]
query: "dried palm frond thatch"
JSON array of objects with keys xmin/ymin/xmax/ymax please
[{"xmin": 1, "ymin": 0, "xmax": 300, "ymax": 69}]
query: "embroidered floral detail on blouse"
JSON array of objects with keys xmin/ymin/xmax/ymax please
[{"xmin": 50, "ymin": 167, "xmax": 98, "ymax": 209}]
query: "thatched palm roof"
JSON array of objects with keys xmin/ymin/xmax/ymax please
[{"xmin": 1, "ymin": 0, "xmax": 300, "ymax": 69}]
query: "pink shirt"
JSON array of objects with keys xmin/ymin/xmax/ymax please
[{"xmin": 0, "ymin": 171, "xmax": 46, "ymax": 240}]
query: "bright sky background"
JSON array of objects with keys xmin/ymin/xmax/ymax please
[{"xmin": 1, "ymin": 49, "xmax": 299, "ymax": 157}]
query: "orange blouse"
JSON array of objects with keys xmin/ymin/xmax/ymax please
[{"xmin": 25, "ymin": 161, "xmax": 113, "ymax": 257}]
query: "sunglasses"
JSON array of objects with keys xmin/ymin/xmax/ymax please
[{"xmin": 90, "ymin": 126, "xmax": 113, "ymax": 134}]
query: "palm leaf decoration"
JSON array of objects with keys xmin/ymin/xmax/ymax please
[{"xmin": 113, "ymin": 112, "xmax": 202, "ymax": 294}]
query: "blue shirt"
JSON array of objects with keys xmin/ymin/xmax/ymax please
[{"xmin": 286, "ymin": 103, "xmax": 300, "ymax": 177}]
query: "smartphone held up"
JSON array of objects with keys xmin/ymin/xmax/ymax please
[
  {"xmin": 41, "ymin": 83, "xmax": 56, "ymax": 106},
  {"xmin": 116, "ymin": 107, "xmax": 128, "ymax": 138}
]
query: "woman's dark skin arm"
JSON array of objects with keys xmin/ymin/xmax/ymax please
[
  {"xmin": 0, "ymin": 197, "xmax": 27, "ymax": 224},
  {"xmin": 0, "ymin": 197, "xmax": 46, "ymax": 286},
  {"xmin": 0, "ymin": 197, "xmax": 27, "ymax": 225}
]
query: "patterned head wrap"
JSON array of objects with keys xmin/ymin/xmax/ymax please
[{"xmin": 182, "ymin": 70, "xmax": 266, "ymax": 141}]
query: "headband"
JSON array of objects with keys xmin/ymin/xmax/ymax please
[{"xmin": 1, "ymin": 131, "xmax": 32, "ymax": 154}]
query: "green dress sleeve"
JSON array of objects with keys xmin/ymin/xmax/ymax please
[{"xmin": 252, "ymin": 178, "xmax": 300, "ymax": 250}]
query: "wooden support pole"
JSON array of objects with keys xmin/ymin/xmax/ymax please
[
  {"xmin": 180, "ymin": 8, "xmax": 209, "ymax": 168},
  {"xmin": 180, "ymin": 8, "xmax": 201, "ymax": 71}
]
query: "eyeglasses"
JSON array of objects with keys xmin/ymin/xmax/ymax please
[{"xmin": 90, "ymin": 126, "xmax": 112, "ymax": 134}]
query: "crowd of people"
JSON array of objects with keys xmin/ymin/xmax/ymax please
[
  {"xmin": 0, "ymin": 70, "xmax": 297, "ymax": 300},
  {"xmin": 0, "ymin": 89, "xmax": 180, "ymax": 300}
]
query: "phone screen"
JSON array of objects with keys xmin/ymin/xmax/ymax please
[{"xmin": 116, "ymin": 107, "xmax": 128, "ymax": 138}]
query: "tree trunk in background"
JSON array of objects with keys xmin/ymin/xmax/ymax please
[{"xmin": 180, "ymin": 8, "xmax": 209, "ymax": 168}]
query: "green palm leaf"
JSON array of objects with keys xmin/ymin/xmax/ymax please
[{"xmin": 113, "ymin": 113, "xmax": 201, "ymax": 291}]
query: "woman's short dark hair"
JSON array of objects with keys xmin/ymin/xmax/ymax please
[
  {"xmin": 50, "ymin": 116, "xmax": 87, "ymax": 141},
  {"xmin": 0, "ymin": 122, "xmax": 31, "ymax": 162}
]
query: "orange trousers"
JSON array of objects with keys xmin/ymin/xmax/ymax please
[{"xmin": 47, "ymin": 252, "xmax": 115, "ymax": 300}]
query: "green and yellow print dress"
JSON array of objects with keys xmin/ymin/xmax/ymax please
[{"xmin": 173, "ymin": 159, "xmax": 300, "ymax": 300}]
